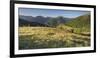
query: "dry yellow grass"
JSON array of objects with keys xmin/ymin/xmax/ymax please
[{"xmin": 19, "ymin": 27, "xmax": 90, "ymax": 49}]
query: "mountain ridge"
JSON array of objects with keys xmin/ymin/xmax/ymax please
[{"xmin": 19, "ymin": 15, "xmax": 72, "ymax": 26}]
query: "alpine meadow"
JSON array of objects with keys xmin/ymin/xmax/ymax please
[{"xmin": 18, "ymin": 8, "xmax": 91, "ymax": 50}]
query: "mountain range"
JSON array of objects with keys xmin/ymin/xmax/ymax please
[
  {"xmin": 19, "ymin": 15, "xmax": 72, "ymax": 27},
  {"xmin": 19, "ymin": 14, "xmax": 90, "ymax": 28}
]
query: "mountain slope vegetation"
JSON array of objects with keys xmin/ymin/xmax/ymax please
[{"xmin": 65, "ymin": 14, "xmax": 90, "ymax": 28}]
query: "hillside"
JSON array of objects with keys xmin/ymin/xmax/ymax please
[{"xmin": 66, "ymin": 14, "xmax": 90, "ymax": 28}]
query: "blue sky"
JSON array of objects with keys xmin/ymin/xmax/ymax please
[{"xmin": 18, "ymin": 8, "xmax": 90, "ymax": 18}]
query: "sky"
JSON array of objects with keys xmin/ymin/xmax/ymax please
[{"xmin": 18, "ymin": 8, "xmax": 90, "ymax": 18}]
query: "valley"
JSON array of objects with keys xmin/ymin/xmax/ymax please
[{"xmin": 18, "ymin": 14, "xmax": 91, "ymax": 50}]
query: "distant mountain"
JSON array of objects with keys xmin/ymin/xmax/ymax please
[
  {"xmin": 65, "ymin": 14, "xmax": 90, "ymax": 28},
  {"xmin": 19, "ymin": 18, "xmax": 49, "ymax": 27},
  {"xmin": 19, "ymin": 15, "xmax": 72, "ymax": 27}
]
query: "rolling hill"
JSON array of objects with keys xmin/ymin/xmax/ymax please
[{"xmin": 65, "ymin": 14, "xmax": 90, "ymax": 28}]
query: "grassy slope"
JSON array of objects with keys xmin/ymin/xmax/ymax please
[
  {"xmin": 65, "ymin": 14, "xmax": 90, "ymax": 33},
  {"xmin": 66, "ymin": 14, "xmax": 90, "ymax": 28}
]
